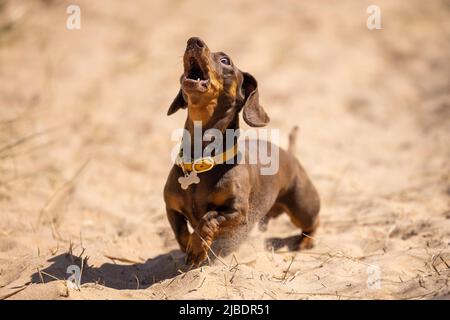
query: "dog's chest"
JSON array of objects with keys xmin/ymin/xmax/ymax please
[{"xmin": 180, "ymin": 173, "xmax": 237, "ymax": 225}]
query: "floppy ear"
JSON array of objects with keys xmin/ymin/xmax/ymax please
[
  {"xmin": 167, "ymin": 89, "xmax": 187, "ymax": 116},
  {"xmin": 241, "ymin": 72, "xmax": 270, "ymax": 127}
]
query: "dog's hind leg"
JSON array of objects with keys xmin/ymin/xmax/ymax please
[
  {"xmin": 258, "ymin": 202, "xmax": 285, "ymax": 232},
  {"xmin": 282, "ymin": 170, "xmax": 320, "ymax": 250}
]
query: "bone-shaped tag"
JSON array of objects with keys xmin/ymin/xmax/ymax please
[{"xmin": 178, "ymin": 171, "xmax": 200, "ymax": 190}]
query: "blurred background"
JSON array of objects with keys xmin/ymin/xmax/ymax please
[{"xmin": 0, "ymin": 0, "xmax": 449, "ymax": 299}]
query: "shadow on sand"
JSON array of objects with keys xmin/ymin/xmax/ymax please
[
  {"xmin": 30, "ymin": 250, "xmax": 190, "ymax": 290},
  {"xmin": 30, "ymin": 235, "xmax": 299, "ymax": 290}
]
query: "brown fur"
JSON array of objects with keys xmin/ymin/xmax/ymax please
[{"xmin": 164, "ymin": 37, "xmax": 320, "ymax": 266}]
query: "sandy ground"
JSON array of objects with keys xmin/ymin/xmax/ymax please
[{"xmin": 0, "ymin": 0, "xmax": 449, "ymax": 300}]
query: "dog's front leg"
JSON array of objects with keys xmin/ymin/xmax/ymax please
[
  {"xmin": 167, "ymin": 209, "xmax": 190, "ymax": 253},
  {"xmin": 185, "ymin": 210, "xmax": 242, "ymax": 266}
]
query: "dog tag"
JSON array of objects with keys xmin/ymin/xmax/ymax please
[{"xmin": 178, "ymin": 171, "xmax": 200, "ymax": 190}]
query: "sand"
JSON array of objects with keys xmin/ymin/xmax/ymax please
[{"xmin": 0, "ymin": 0, "xmax": 449, "ymax": 300}]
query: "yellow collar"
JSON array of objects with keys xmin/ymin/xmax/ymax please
[{"xmin": 176, "ymin": 145, "xmax": 238, "ymax": 173}]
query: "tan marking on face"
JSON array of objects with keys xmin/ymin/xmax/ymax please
[
  {"xmin": 226, "ymin": 80, "xmax": 238, "ymax": 98},
  {"xmin": 187, "ymin": 68, "xmax": 223, "ymax": 124},
  {"xmin": 188, "ymin": 99, "xmax": 217, "ymax": 122}
]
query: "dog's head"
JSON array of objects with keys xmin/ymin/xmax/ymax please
[{"xmin": 168, "ymin": 37, "xmax": 269, "ymax": 128}]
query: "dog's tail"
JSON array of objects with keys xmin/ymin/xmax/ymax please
[{"xmin": 288, "ymin": 125, "xmax": 299, "ymax": 153}]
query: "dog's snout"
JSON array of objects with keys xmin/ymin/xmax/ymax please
[{"xmin": 187, "ymin": 37, "xmax": 205, "ymax": 50}]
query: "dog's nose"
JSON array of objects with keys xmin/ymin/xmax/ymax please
[{"xmin": 187, "ymin": 37, "xmax": 205, "ymax": 50}]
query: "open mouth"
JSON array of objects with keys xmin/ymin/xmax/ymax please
[{"xmin": 183, "ymin": 56, "xmax": 210, "ymax": 92}]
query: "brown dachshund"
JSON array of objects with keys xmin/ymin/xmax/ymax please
[{"xmin": 164, "ymin": 37, "xmax": 320, "ymax": 266}]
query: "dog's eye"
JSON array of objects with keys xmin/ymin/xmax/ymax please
[{"xmin": 220, "ymin": 57, "xmax": 230, "ymax": 65}]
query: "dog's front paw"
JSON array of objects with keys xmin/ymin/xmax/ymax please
[
  {"xmin": 185, "ymin": 211, "xmax": 222, "ymax": 266},
  {"xmin": 185, "ymin": 234, "xmax": 209, "ymax": 267},
  {"xmin": 185, "ymin": 249, "xmax": 208, "ymax": 267}
]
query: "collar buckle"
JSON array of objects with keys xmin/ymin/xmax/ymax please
[
  {"xmin": 176, "ymin": 144, "xmax": 237, "ymax": 174},
  {"xmin": 192, "ymin": 156, "xmax": 215, "ymax": 173}
]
